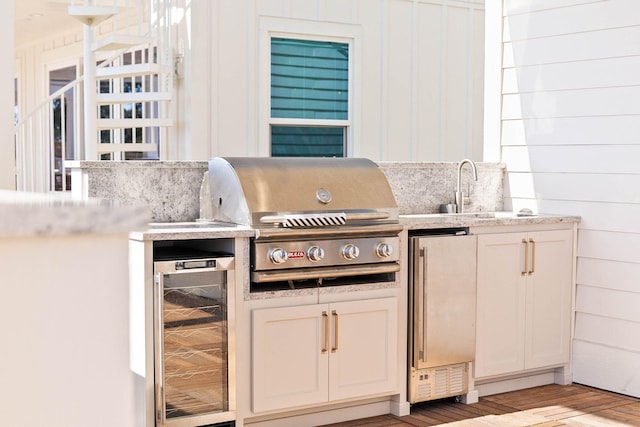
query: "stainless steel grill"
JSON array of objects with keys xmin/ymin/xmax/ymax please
[{"xmin": 205, "ymin": 157, "xmax": 402, "ymax": 290}]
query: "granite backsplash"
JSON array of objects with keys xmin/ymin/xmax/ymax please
[{"xmin": 68, "ymin": 160, "xmax": 505, "ymax": 222}]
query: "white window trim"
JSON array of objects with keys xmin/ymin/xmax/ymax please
[{"xmin": 258, "ymin": 16, "xmax": 361, "ymax": 157}]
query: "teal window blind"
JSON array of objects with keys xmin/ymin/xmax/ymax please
[
  {"xmin": 270, "ymin": 37, "xmax": 349, "ymax": 157},
  {"xmin": 271, "ymin": 126, "xmax": 344, "ymax": 157}
]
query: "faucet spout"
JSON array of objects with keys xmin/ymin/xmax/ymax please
[{"xmin": 455, "ymin": 159, "xmax": 478, "ymax": 213}]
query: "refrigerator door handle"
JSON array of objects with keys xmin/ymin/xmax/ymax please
[{"xmin": 414, "ymin": 246, "xmax": 428, "ymax": 365}]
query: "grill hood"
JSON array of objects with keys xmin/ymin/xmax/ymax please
[{"xmin": 206, "ymin": 157, "xmax": 398, "ymax": 228}]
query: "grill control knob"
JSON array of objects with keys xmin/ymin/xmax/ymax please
[
  {"xmin": 375, "ymin": 242, "xmax": 393, "ymax": 258},
  {"xmin": 307, "ymin": 246, "xmax": 325, "ymax": 262},
  {"xmin": 342, "ymin": 244, "xmax": 360, "ymax": 260},
  {"xmin": 269, "ymin": 248, "xmax": 288, "ymax": 264}
]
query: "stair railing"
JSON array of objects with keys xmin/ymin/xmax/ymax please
[
  {"xmin": 14, "ymin": 0, "xmax": 175, "ymax": 192},
  {"xmin": 15, "ymin": 77, "xmax": 84, "ymax": 192}
]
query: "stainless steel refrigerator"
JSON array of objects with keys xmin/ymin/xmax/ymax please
[{"xmin": 408, "ymin": 230, "xmax": 477, "ymax": 403}]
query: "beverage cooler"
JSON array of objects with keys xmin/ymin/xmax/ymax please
[
  {"xmin": 408, "ymin": 229, "xmax": 477, "ymax": 403},
  {"xmin": 153, "ymin": 247, "xmax": 235, "ymax": 427}
]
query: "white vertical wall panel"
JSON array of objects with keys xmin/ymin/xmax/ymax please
[
  {"xmin": 215, "ymin": 0, "xmax": 253, "ymax": 156},
  {"xmin": 256, "ymin": 0, "xmax": 289, "ymax": 16},
  {"xmin": 500, "ymin": 0, "xmax": 640, "ymax": 397},
  {"xmin": 203, "ymin": 0, "xmax": 485, "ymax": 161},
  {"xmin": 356, "ymin": 0, "xmax": 384, "ymax": 160},
  {"xmin": 324, "ymin": 0, "xmax": 359, "ymax": 23},
  {"xmin": 443, "ymin": 6, "xmax": 471, "ymax": 160},
  {"xmin": 417, "ymin": 3, "xmax": 444, "ymax": 160},
  {"xmin": 470, "ymin": 7, "xmax": 484, "ymax": 160},
  {"xmin": 15, "ymin": 0, "xmax": 485, "ymax": 162},
  {"xmin": 386, "ymin": 0, "xmax": 414, "ymax": 160},
  {"xmin": 290, "ymin": 0, "xmax": 320, "ymax": 20}
]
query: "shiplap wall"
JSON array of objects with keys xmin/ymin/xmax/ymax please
[
  {"xmin": 196, "ymin": 0, "xmax": 484, "ymax": 161},
  {"xmin": 498, "ymin": 0, "xmax": 640, "ymax": 397}
]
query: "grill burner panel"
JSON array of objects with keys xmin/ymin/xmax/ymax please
[{"xmin": 252, "ymin": 235, "xmax": 400, "ymax": 271}]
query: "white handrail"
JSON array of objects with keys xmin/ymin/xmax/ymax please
[{"xmin": 14, "ymin": 0, "xmax": 174, "ymax": 192}]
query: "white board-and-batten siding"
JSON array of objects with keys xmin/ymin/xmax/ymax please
[
  {"xmin": 14, "ymin": 0, "xmax": 485, "ymax": 162},
  {"xmin": 497, "ymin": 0, "xmax": 640, "ymax": 397},
  {"xmin": 201, "ymin": 0, "xmax": 484, "ymax": 161}
]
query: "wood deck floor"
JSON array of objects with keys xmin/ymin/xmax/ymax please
[{"xmin": 322, "ymin": 384, "xmax": 640, "ymax": 426}]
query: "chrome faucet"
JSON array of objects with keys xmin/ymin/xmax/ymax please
[{"xmin": 455, "ymin": 159, "xmax": 478, "ymax": 213}]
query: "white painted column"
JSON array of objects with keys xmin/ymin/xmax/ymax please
[
  {"xmin": 1, "ymin": 0, "xmax": 16, "ymax": 189},
  {"xmin": 83, "ymin": 21, "xmax": 97, "ymax": 160}
]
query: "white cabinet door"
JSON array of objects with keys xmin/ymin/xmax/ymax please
[
  {"xmin": 252, "ymin": 304, "xmax": 329, "ymax": 413},
  {"xmin": 475, "ymin": 229, "xmax": 573, "ymax": 379},
  {"xmin": 252, "ymin": 297, "xmax": 398, "ymax": 412},
  {"xmin": 476, "ymin": 233, "xmax": 527, "ymax": 378},
  {"xmin": 329, "ymin": 297, "xmax": 398, "ymax": 401},
  {"xmin": 525, "ymin": 230, "xmax": 573, "ymax": 369}
]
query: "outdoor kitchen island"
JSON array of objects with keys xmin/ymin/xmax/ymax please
[
  {"xmin": 70, "ymin": 160, "xmax": 578, "ymax": 426},
  {"xmin": 129, "ymin": 210, "xmax": 579, "ymax": 427},
  {"xmin": 0, "ymin": 190, "xmax": 149, "ymax": 427}
]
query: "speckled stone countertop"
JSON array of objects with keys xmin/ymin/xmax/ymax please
[
  {"xmin": 0, "ymin": 190, "xmax": 149, "ymax": 236},
  {"xmin": 128, "ymin": 212, "xmax": 581, "ymax": 241},
  {"xmin": 130, "ymin": 212, "xmax": 580, "ymax": 302},
  {"xmin": 400, "ymin": 212, "xmax": 580, "ymax": 230},
  {"xmin": 129, "ymin": 222, "xmax": 254, "ymax": 241}
]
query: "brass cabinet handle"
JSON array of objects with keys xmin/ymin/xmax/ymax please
[
  {"xmin": 529, "ymin": 238, "xmax": 536, "ymax": 275},
  {"xmin": 322, "ymin": 311, "xmax": 329, "ymax": 353},
  {"xmin": 331, "ymin": 310, "xmax": 339, "ymax": 353},
  {"xmin": 522, "ymin": 239, "xmax": 528, "ymax": 276}
]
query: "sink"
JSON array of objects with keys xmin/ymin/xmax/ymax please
[
  {"xmin": 442, "ymin": 212, "xmax": 496, "ymax": 218},
  {"xmin": 441, "ymin": 211, "xmax": 538, "ymax": 219},
  {"xmin": 404, "ymin": 211, "xmax": 538, "ymax": 221}
]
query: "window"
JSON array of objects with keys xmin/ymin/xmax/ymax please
[{"xmin": 270, "ymin": 37, "xmax": 349, "ymax": 157}]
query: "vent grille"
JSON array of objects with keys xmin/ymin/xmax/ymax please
[
  {"xmin": 434, "ymin": 368, "xmax": 449, "ymax": 396},
  {"xmin": 281, "ymin": 213, "xmax": 347, "ymax": 228},
  {"xmin": 449, "ymin": 364, "xmax": 466, "ymax": 394},
  {"xmin": 410, "ymin": 363, "xmax": 469, "ymax": 403}
]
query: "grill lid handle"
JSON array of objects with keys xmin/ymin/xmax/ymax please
[{"xmin": 259, "ymin": 212, "xmax": 391, "ymax": 227}]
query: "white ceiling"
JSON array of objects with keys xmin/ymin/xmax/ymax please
[{"xmin": 15, "ymin": 0, "xmax": 82, "ymax": 46}]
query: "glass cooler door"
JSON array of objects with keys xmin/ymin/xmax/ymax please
[{"xmin": 154, "ymin": 256, "xmax": 235, "ymax": 426}]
